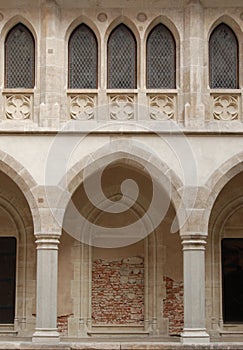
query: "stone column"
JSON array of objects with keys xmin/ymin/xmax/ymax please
[
  {"xmin": 32, "ymin": 234, "xmax": 60, "ymax": 343},
  {"xmin": 181, "ymin": 235, "xmax": 209, "ymax": 343}
]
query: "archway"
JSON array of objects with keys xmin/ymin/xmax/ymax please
[
  {"xmin": 207, "ymin": 171, "xmax": 243, "ymax": 340},
  {"xmin": 58, "ymin": 157, "xmax": 183, "ymax": 339},
  {"xmin": 0, "ymin": 170, "xmax": 35, "ymax": 337}
]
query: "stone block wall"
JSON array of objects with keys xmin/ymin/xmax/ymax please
[
  {"xmin": 163, "ymin": 276, "xmax": 184, "ymax": 335},
  {"xmin": 92, "ymin": 257, "xmax": 144, "ymax": 325}
]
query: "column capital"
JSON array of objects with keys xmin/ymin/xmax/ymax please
[
  {"xmin": 35, "ymin": 233, "xmax": 60, "ymax": 250},
  {"xmin": 181, "ymin": 234, "xmax": 207, "ymax": 251}
]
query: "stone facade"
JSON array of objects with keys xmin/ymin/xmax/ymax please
[{"xmin": 0, "ymin": 0, "xmax": 242, "ymax": 348}]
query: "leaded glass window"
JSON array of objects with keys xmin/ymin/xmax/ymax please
[
  {"xmin": 147, "ymin": 24, "xmax": 176, "ymax": 89},
  {"xmin": 5, "ymin": 23, "xmax": 35, "ymax": 89},
  {"xmin": 69, "ymin": 24, "xmax": 97, "ymax": 89},
  {"xmin": 209, "ymin": 24, "xmax": 238, "ymax": 89},
  {"xmin": 108, "ymin": 24, "xmax": 136, "ymax": 89}
]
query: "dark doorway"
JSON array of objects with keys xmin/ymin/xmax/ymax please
[
  {"xmin": 222, "ymin": 238, "xmax": 243, "ymax": 323},
  {"xmin": 0, "ymin": 237, "xmax": 16, "ymax": 324}
]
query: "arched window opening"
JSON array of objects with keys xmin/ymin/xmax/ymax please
[
  {"xmin": 147, "ymin": 24, "xmax": 176, "ymax": 89},
  {"xmin": 108, "ymin": 24, "xmax": 137, "ymax": 89},
  {"xmin": 209, "ymin": 24, "xmax": 238, "ymax": 89},
  {"xmin": 68, "ymin": 24, "xmax": 98, "ymax": 89},
  {"xmin": 5, "ymin": 23, "xmax": 35, "ymax": 89}
]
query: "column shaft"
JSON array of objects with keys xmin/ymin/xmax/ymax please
[
  {"xmin": 181, "ymin": 236, "xmax": 209, "ymax": 343},
  {"xmin": 32, "ymin": 234, "xmax": 60, "ymax": 343}
]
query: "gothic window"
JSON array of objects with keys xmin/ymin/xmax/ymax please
[
  {"xmin": 5, "ymin": 23, "xmax": 35, "ymax": 89},
  {"xmin": 0, "ymin": 237, "xmax": 16, "ymax": 324},
  {"xmin": 147, "ymin": 24, "xmax": 176, "ymax": 89},
  {"xmin": 209, "ymin": 24, "xmax": 238, "ymax": 89},
  {"xmin": 108, "ymin": 24, "xmax": 137, "ymax": 89},
  {"xmin": 68, "ymin": 24, "xmax": 98, "ymax": 89},
  {"xmin": 222, "ymin": 238, "xmax": 243, "ymax": 323}
]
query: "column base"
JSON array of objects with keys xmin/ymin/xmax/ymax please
[
  {"xmin": 32, "ymin": 329, "xmax": 60, "ymax": 343},
  {"xmin": 181, "ymin": 328, "xmax": 210, "ymax": 344}
]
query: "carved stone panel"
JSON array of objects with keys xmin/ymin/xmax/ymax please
[
  {"xmin": 69, "ymin": 94, "xmax": 95, "ymax": 120},
  {"xmin": 212, "ymin": 95, "xmax": 239, "ymax": 121},
  {"xmin": 149, "ymin": 94, "xmax": 176, "ymax": 120},
  {"xmin": 5, "ymin": 94, "xmax": 32, "ymax": 120},
  {"xmin": 109, "ymin": 95, "xmax": 135, "ymax": 120}
]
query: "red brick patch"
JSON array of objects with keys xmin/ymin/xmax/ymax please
[
  {"xmin": 92, "ymin": 257, "xmax": 144, "ymax": 325},
  {"xmin": 57, "ymin": 314, "xmax": 73, "ymax": 335},
  {"xmin": 163, "ymin": 276, "xmax": 184, "ymax": 335}
]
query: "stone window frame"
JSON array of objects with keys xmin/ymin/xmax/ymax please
[
  {"xmin": 146, "ymin": 23, "xmax": 176, "ymax": 89},
  {"xmin": 209, "ymin": 23, "xmax": 238, "ymax": 90},
  {"xmin": 2, "ymin": 20, "xmax": 37, "ymax": 122},
  {"xmin": 107, "ymin": 23, "xmax": 137, "ymax": 90},
  {"xmin": 4, "ymin": 22, "xmax": 35, "ymax": 89},
  {"xmin": 68, "ymin": 23, "xmax": 98, "ymax": 90}
]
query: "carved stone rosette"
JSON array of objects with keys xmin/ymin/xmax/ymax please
[
  {"xmin": 5, "ymin": 94, "xmax": 32, "ymax": 120},
  {"xmin": 212, "ymin": 95, "xmax": 239, "ymax": 121},
  {"xmin": 109, "ymin": 95, "xmax": 135, "ymax": 120},
  {"xmin": 69, "ymin": 94, "xmax": 95, "ymax": 120},
  {"xmin": 149, "ymin": 95, "xmax": 176, "ymax": 120}
]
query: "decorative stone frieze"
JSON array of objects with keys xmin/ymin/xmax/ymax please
[
  {"xmin": 212, "ymin": 94, "xmax": 239, "ymax": 121},
  {"xmin": 149, "ymin": 94, "xmax": 176, "ymax": 120},
  {"xmin": 109, "ymin": 95, "xmax": 135, "ymax": 120},
  {"xmin": 69, "ymin": 94, "xmax": 95, "ymax": 120},
  {"xmin": 5, "ymin": 94, "xmax": 32, "ymax": 120}
]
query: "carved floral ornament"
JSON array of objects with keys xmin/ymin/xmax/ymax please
[
  {"xmin": 5, "ymin": 94, "xmax": 32, "ymax": 120},
  {"xmin": 70, "ymin": 95, "xmax": 95, "ymax": 120},
  {"xmin": 149, "ymin": 95, "xmax": 175, "ymax": 120},
  {"xmin": 109, "ymin": 95, "xmax": 135, "ymax": 120},
  {"xmin": 213, "ymin": 95, "xmax": 239, "ymax": 121}
]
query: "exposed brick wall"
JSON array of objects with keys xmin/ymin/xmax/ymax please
[
  {"xmin": 92, "ymin": 257, "xmax": 144, "ymax": 325},
  {"xmin": 57, "ymin": 314, "xmax": 73, "ymax": 336},
  {"xmin": 163, "ymin": 276, "xmax": 184, "ymax": 335}
]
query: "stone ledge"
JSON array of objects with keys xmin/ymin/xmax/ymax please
[{"xmin": 1, "ymin": 342, "xmax": 243, "ymax": 350}]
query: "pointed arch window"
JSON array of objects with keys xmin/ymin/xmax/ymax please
[
  {"xmin": 5, "ymin": 23, "xmax": 35, "ymax": 89},
  {"xmin": 108, "ymin": 24, "xmax": 137, "ymax": 89},
  {"xmin": 209, "ymin": 24, "xmax": 238, "ymax": 89},
  {"xmin": 68, "ymin": 24, "xmax": 98, "ymax": 89},
  {"xmin": 147, "ymin": 24, "xmax": 176, "ymax": 89}
]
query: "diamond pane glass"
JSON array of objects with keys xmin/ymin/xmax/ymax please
[
  {"xmin": 147, "ymin": 24, "xmax": 176, "ymax": 89},
  {"xmin": 69, "ymin": 24, "xmax": 97, "ymax": 89},
  {"xmin": 5, "ymin": 24, "xmax": 35, "ymax": 88},
  {"xmin": 209, "ymin": 24, "xmax": 238, "ymax": 89},
  {"xmin": 108, "ymin": 24, "xmax": 136, "ymax": 89}
]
